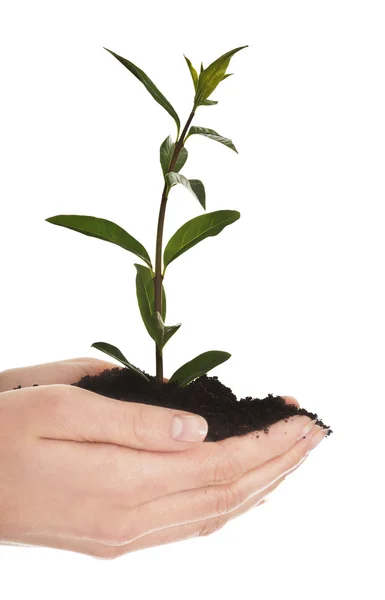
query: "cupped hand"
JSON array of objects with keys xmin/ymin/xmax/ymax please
[{"xmin": 0, "ymin": 357, "xmax": 324, "ymax": 559}]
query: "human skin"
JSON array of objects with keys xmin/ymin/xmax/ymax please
[{"xmin": 0, "ymin": 357, "xmax": 328, "ymax": 559}]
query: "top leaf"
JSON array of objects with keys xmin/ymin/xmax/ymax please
[
  {"xmin": 46, "ymin": 215, "xmax": 152, "ymax": 269},
  {"xmin": 201, "ymin": 99, "xmax": 218, "ymax": 106},
  {"xmin": 194, "ymin": 45, "xmax": 248, "ymax": 108},
  {"xmin": 184, "ymin": 55, "xmax": 198, "ymax": 91},
  {"xmin": 104, "ymin": 47, "xmax": 180, "ymax": 136}
]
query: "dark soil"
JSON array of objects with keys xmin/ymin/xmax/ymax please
[{"xmin": 67, "ymin": 366, "xmax": 332, "ymax": 442}]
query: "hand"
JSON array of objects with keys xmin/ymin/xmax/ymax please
[{"xmin": 0, "ymin": 357, "xmax": 324, "ymax": 559}]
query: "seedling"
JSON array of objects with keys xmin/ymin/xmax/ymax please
[{"xmin": 46, "ymin": 45, "xmax": 248, "ymax": 386}]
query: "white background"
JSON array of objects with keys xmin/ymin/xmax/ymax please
[{"xmin": 0, "ymin": 0, "xmax": 384, "ymax": 598}]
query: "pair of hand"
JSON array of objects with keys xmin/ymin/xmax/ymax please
[{"xmin": 0, "ymin": 357, "xmax": 327, "ymax": 559}]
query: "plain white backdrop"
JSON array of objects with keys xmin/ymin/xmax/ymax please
[{"xmin": 0, "ymin": 0, "xmax": 384, "ymax": 598}]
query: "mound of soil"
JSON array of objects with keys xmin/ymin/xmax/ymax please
[{"xmin": 68, "ymin": 366, "xmax": 332, "ymax": 442}]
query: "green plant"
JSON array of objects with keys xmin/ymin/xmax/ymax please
[{"xmin": 46, "ymin": 45, "xmax": 247, "ymax": 386}]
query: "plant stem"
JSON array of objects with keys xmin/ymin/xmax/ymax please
[{"xmin": 154, "ymin": 109, "xmax": 196, "ymax": 383}]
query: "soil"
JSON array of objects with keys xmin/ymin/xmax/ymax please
[{"xmin": 66, "ymin": 366, "xmax": 332, "ymax": 442}]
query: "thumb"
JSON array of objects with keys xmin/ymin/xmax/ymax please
[
  {"xmin": 0, "ymin": 357, "xmax": 119, "ymax": 393},
  {"xmin": 33, "ymin": 384, "xmax": 209, "ymax": 451}
]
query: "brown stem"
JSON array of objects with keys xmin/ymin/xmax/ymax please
[{"xmin": 154, "ymin": 109, "xmax": 196, "ymax": 383}]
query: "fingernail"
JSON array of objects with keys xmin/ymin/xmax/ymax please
[
  {"xmin": 297, "ymin": 418, "xmax": 317, "ymax": 440},
  {"xmin": 171, "ymin": 415, "xmax": 208, "ymax": 442},
  {"xmin": 307, "ymin": 428, "xmax": 329, "ymax": 452}
]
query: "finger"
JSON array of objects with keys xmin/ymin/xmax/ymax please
[
  {"xmin": 120, "ymin": 413, "xmax": 320, "ymax": 503},
  {"xmin": 42, "ymin": 406, "xmax": 319, "ymax": 507},
  {"xmin": 3, "ymin": 460, "xmax": 304, "ymax": 559},
  {"xmin": 280, "ymin": 395, "xmax": 300, "ymax": 408},
  {"xmin": 24, "ymin": 385, "xmax": 318, "ymax": 502},
  {"xmin": 29, "ymin": 384, "xmax": 208, "ymax": 451},
  {"xmin": 101, "ymin": 434, "xmax": 312, "ymax": 545},
  {"xmin": 97, "ymin": 457, "xmax": 310, "ymax": 558},
  {"xmin": 0, "ymin": 357, "xmax": 119, "ymax": 392}
]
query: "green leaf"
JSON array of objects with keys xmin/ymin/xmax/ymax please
[
  {"xmin": 201, "ymin": 99, "xmax": 218, "ymax": 106},
  {"xmin": 160, "ymin": 136, "xmax": 188, "ymax": 176},
  {"xmin": 169, "ymin": 351, "xmax": 231, "ymax": 387},
  {"xmin": 166, "ymin": 172, "xmax": 206, "ymax": 209},
  {"xmin": 150, "ymin": 312, "xmax": 181, "ymax": 350},
  {"xmin": 189, "ymin": 179, "xmax": 206, "ymax": 209},
  {"xmin": 194, "ymin": 45, "xmax": 248, "ymax": 108},
  {"xmin": 187, "ymin": 126, "xmax": 238, "ymax": 153},
  {"xmin": 164, "ymin": 209, "xmax": 240, "ymax": 268},
  {"xmin": 46, "ymin": 215, "xmax": 152, "ymax": 269},
  {"xmin": 175, "ymin": 147, "xmax": 188, "ymax": 173},
  {"xmin": 135, "ymin": 264, "xmax": 155, "ymax": 340},
  {"xmin": 104, "ymin": 47, "xmax": 180, "ymax": 135},
  {"xmin": 91, "ymin": 342, "xmax": 149, "ymax": 381},
  {"xmin": 135, "ymin": 264, "xmax": 166, "ymax": 339},
  {"xmin": 184, "ymin": 55, "xmax": 198, "ymax": 91}
]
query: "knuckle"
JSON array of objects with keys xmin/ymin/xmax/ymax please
[
  {"xmin": 212, "ymin": 450, "xmax": 243, "ymax": 485},
  {"xmin": 36, "ymin": 384, "xmax": 70, "ymax": 411},
  {"xmin": 129, "ymin": 405, "xmax": 152, "ymax": 446},
  {"xmin": 34, "ymin": 385, "xmax": 77, "ymax": 434},
  {"xmin": 213, "ymin": 484, "xmax": 245, "ymax": 516},
  {"xmin": 198, "ymin": 516, "xmax": 227, "ymax": 537}
]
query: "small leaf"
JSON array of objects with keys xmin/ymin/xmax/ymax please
[
  {"xmin": 221, "ymin": 73, "xmax": 233, "ymax": 81},
  {"xmin": 175, "ymin": 147, "xmax": 188, "ymax": 173},
  {"xmin": 150, "ymin": 312, "xmax": 181, "ymax": 350},
  {"xmin": 91, "ymin": 342, "xmax": 149, "ymax": 381},
  {"xmin": 187, "ymin": 126, "xmax": 238, "ymax": 153},
  {"xmin": 194, "ymin": 45, "xmax": 248, "ymax": 107},
  {"xmin": 184, "ymin": 55, "xmax": 198, "ymax": 91},
  {"xmin": 144, "ymin": 266, "xmax": 167, "ymax": 321},
  {"xmin": 189, "ymin": 179, "xmax": 206, "ymax": 209},
  {"xmin": 160, "ymin": 136, "xmax": 188, "ymax": 176},
  {"xmin": 135, "ymin": 264, "xmax": 156, "ymax": 340},
  {"xmin": 46, "ymin": 215, "xmax": 152, "ymax": 268},
  {"xmin": 166, "ymin": 172, "xmax": 206, "ymax": 209},
  {"xmin": 135, "ymin": 264, "xmax": 166, "ymax": 339},
  {"xmin": 164, "ymin": 209, "xmax": 240, "ymax": 268},
  {"xmin": 169, "ymin": 351, "xmax": 231, "ymax": 387},
  {"xmin": 104, "ymin": 47, "xmax": 180, "ymax": 135},
  {"xmin": 201, "ymin": 99, "xmax": 218, "ymax": 106}
]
